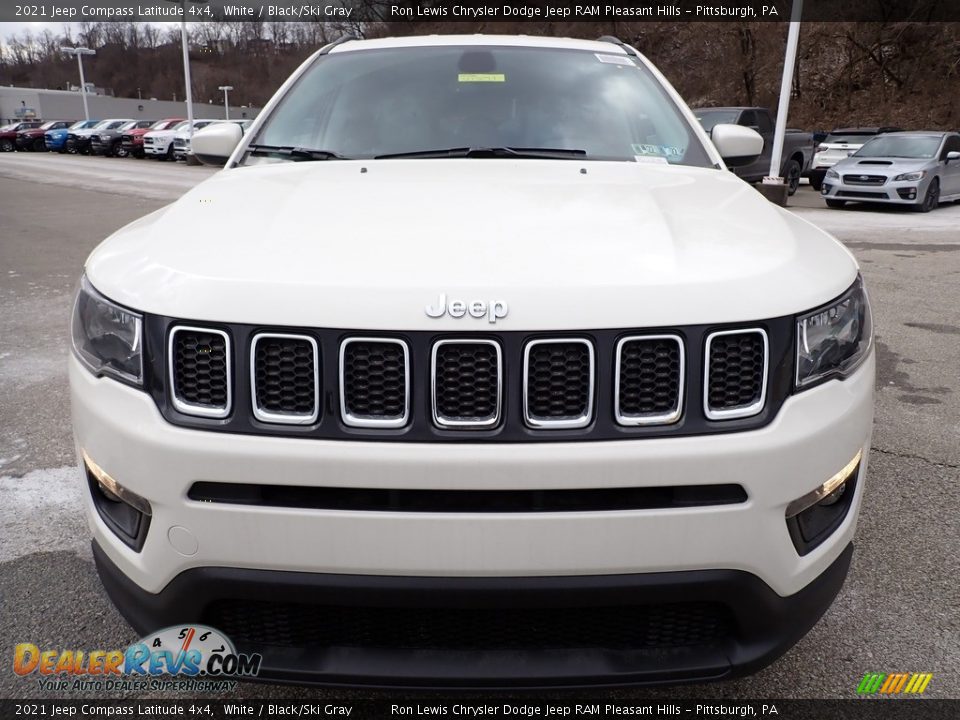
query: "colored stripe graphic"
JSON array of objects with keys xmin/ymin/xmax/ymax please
[{"xmin": 858, "ymin": 672, "xmax": 932, "ymax": 695}]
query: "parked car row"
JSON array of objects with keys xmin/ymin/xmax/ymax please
[
  {"xmin": 693, "ymin": 109, "xmax": 960, "ymax": 212},
  {"xmin": 0, "ymin": 117, "xmax": 250, "ymax": 164}
]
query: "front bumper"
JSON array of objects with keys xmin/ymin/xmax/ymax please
[
  {"xmin": 821, "ymin": 175, "xmax": 929, "ymax": 205},
  {"xmin": 93, "ymin": 538, "xmax": 854, "ymax": 687},
  {"xmin": 71, "ymin": 348, "xmax": 873, "ymax": 685}
]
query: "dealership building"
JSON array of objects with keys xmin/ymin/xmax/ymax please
[{"xmin": 0, "ymin": 86, "xmax": 260, "ymax": 125}]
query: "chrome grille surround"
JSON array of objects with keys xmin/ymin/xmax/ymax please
[
  {"xmin": 250, "ymin": 332, "xmax": 320, "ymax": 425},
  {"xmin": 431, "ymin": 339, "xmax": 503, "ymax": 429},
  {"xmin": 703, "ymin": 328, "xmax": 769, "ymax": 421},
  {"xmin": 522, "ymin": 338, "xmax": 595, "ymax": 429},
  {"xmin": 168, "ymin": 325, "xmax": 232, "ymax": 419},
  {"xmin": 614, "ymin": 334, "xmax": 685, "ymax": 426},
  {"xmin": 339, "ymin": 337, "xmax": 411, "ymax": 429}
]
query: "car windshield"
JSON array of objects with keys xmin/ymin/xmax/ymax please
[
  {"xmin": 854, "ymin": 135, "xmax": 942, "ymax": 159},
  {"xmin": 824, "ymin": 134, "xmax": 875, "ymax": 145},
  {"xmin": 70, "ymin": 120, "xmax": 95, "ymax": 130},
  {"xmin": 119, "ymin": 121, "xmax": 138, "ymax": 131},
  {"xmin": 249, "ymin": 45, "xmax": 711, "ymax": 167},
  {"xmin": 37, "ymin": 121, "xmax": 56, "ymax": 130},
  {"xmin": 694, "ymin": 110, "xmax": 740, "ymax": 132},
  {"xmin": 172, "ymin": 121, "xmax": 189, "ymax": 132}
]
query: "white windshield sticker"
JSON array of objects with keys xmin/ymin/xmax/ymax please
[
  {"xmin": 595, "ymin": 53, "xmax": 634, "ymax": 66},
  {"xmin": 634, "ymin": 155, "xmax": 669, "ymax": 164}
]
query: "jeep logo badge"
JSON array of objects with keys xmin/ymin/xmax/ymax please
[{"xmin": 425, "ymin": 293, "xmax": 508, "ymax": 323}]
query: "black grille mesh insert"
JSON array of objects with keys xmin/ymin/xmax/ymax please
[
  {"xmin": 707, "ymin": 332, "xmax": 765, "ymax": 411},
  {"xmin": 342, "ymin": 340, "xmax": 407, "ymax": 420},
  {"xmin": 526, "ymin": 341, "xmax": 592, "ymax": 421},
  {"xmin": 172, "ymin": 329, "xmax": 228, "ymax": 409},
  {"xmin": 434, "ymin": 342, "xmax": 500, "ymax": 424},
  {"xmin": 205, "ymin": 599, "xmax": 733, "ymax": 651},
  {"xmin": 254, "ymin": 336, "xmax": 317, "ymax": 416},
  {"xmin": 618, "ymin": 337, "xmax": 682, "ymax": 418}
]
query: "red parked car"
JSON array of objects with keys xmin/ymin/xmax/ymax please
[
  {"xmin": 0, "ymin": 121, "xmax": 42, "ymax": 152},
  {"xmin": 121, "ymin": 118, "xmax": 184, "ymax": 158},
  {"xmin": 16, "ymin": 120, "xmax": 75, "ymax": 151}
]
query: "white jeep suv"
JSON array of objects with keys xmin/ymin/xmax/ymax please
[{"xmin": 70, "ymin": 35, "xmax": 874, "ymax": 688}]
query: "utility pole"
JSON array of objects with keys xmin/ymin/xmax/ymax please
[{"xmin": 60, "ymin": 46, "xmax": 96, "ymax": 121}]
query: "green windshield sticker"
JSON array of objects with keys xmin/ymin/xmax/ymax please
[{"xmin": 458, "ymin": 73, "xmax": 505, "ymax": 83}]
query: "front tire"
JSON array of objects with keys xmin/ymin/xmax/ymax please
[
  {"xmin": 825, "ymin": 199, "xmax": 846, "ymax": 209},
  {"xmin": 33, "ymin": 138, "xmax": 46, "ymax": 152},
  {"xmin": 810, "ymin": 178, "xmax": 823, "ymax": 192},
  {"xmin": 113, "ymin": 140, "xmax": 128, "ymax": 158},
  {"xmin": 0, "ymin": 139, "xmax": 13, "ymax": 152},
  {"xmin": 915, "ymin": 179, "xmax": 939, "ymax": 213}
]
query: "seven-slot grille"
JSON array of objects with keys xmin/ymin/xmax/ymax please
[
  {"xmin": 704, "ymin": 329, "xmax": 768, "ymax": 420},
  {"xmin": 251, "ymin": 334, "xmax": 319, "ymax": 424},
  {"xmin": 615, "ymin": 335, "xmax": 684, "ymax": 425},
  {"xmin": 169, "ymin": 327, "xmax": 231, "ymax": 418},
  {"xmin": 432, "ymin": 340, "xmax": 502, "ymax": 428},
  {"xmin": 166, "ymin": 326, "xmax": 773, "ymax": 430},
  {"xmin": 339, "ymin": 338, "xmax": 410, "ymax": 428},
  {"xmin": 524, "ymin": 339, "xmax": 595, "ymax": 428}
]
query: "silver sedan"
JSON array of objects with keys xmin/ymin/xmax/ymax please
[{"xmin": 821, "ymin": 131, "xmax": 960, "ymax": 212}]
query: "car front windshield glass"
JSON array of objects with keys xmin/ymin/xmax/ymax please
[
  {"xmin": 694, "ymin": 110, "xmax": 739, "ymax": 132},
  {"xmin": 855, "ymin": 136, "xmax": 942, "ymax": 159},
  {"xmin": 249, "ymin": 45, "xmax": 712, "ymax": 167}
]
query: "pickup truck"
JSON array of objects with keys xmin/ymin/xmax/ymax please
[{"xmin": 694, "ymin": 106, "xmax": 814, "ymax": 195}]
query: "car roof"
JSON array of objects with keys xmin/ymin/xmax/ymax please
[
  {"xmin": 829, "ymin": 127, "xmax": 898, "ymax": 134},
  {"xmin": 329, "ymin": 34, "xmax": 629, "ymax": 55},
  {"xmin": 880, "ymin": 131, "xmax": 949, "ymax": 137}
]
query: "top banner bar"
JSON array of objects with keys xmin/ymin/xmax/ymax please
[{"xmin": 4, "ymin": 0, "xmax": 960, "ymax": 23}]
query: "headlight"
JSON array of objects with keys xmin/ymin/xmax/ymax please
[
  {"xmin": 796, "ymin": 275, "xmax": 872, "ymax": 390},
  {"xmin": 893, "ymin": 170, "xmax": 926, "ymax": 182},
  {"xmin": 825, "ymin": 169, "xmax": 839, "ymax": 180},
  {"xmin": 71, "ymin": 275, "xmax": 143, "ymax": 386}
]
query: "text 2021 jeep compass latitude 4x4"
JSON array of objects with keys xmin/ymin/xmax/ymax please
[{"xmin": 71, "ymin": 35, "xmax": 874, "ymax": 688}]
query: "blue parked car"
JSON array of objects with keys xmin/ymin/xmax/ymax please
[{"xmin": 46, "ymin": 119, "xmax": 99, "ymax": 152}]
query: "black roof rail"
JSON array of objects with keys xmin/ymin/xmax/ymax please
[{"xmin": 597, "ymin": 35, "xmax": 638, "ymax": 57}]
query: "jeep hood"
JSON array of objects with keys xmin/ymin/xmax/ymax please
[{"xmin": 86, "ymin": 160, "xmax": 858, "ymax": 331}]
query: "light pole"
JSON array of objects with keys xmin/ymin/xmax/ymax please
[
  {"xmin": 164, "ymin": 0, "xmax": 208, "ymax": 140},
  {"xmin": 218, "ymin": 85, "xmax": 234, "ymax": 120},
  {"xmin": 60, "ymin": 46, "xmax": 96, "ymax": 121}
]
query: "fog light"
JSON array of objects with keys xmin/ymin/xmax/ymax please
[
  {"xmin": 786, "ymin": 451, "xmax": 861, "ymax": 556},
  {"xmin": 82, "ymin": 450, "xmax": 151, "ymax": 551}
]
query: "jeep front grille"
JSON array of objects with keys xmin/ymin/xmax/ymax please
[
  {"xmin": 432, "ymin": 340, "xmax": 502, "ymax": 428},
  {"xmin": 169, "ymin": 326, "xmax": 231, "ymax": 418},
  {"xmin": 251, "ymin": 333, "xmax": 319, "ymax": 425},
  {"xmin": 154, "ymin": 320, "xmax": 785, "ymax": 441},
  {"xmin": 339, "ymin": 338, "xmax": 410, "ymax": 428},
  {"xmin": 704, "ymin": 329, "xmax": 768, "ymax": 420},
  {"xmin": 523, "ymin": 339, "xmax": 594, "ymax": 428},
  {"xmin": 615, "ymin": 335, "xmax": 684, "ymax": 425}
]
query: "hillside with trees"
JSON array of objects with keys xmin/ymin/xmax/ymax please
[{"xmin": 1, "ymin": 20, "xmax": 958, "ymax": 131}]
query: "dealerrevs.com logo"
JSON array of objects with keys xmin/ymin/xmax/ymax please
[{"xmin": 13, "ymin": 625, "xmax": 261, "ymax": 692}]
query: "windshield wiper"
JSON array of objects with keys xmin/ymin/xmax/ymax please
[
  {"xmin": 247, "ymin": 144, "xmax": 351, "ymax": 161},
  {"xmin": 375, "ymin": 146, "xmax": 587, "ymax": 160}
]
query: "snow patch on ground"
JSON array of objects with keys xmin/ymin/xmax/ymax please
[{"xmin": 0, "ymin": 465, "xmax": 90, "ymax": 562}]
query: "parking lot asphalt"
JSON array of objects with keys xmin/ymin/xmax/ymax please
[{"xmin": 1, "ymin": 156, "xmax": 958, "ymax": 701}]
